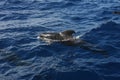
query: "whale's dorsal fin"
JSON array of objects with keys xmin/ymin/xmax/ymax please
[{"xmin": 60, "ymin": 30, "xmax": 75, "ymax": 38}]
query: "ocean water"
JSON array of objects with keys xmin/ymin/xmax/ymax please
[{"xmin": 0, "ymin": 0, "xmax": 120, "ymax": 80}]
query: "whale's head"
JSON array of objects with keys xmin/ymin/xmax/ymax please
[{"xmin": 60, "ymin": 30, "xmax": 75, "ymax": 39}]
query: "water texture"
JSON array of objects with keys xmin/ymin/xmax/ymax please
[{"xmin": 0, "ymin": 0, "xmax": 120, "ymax": 80}]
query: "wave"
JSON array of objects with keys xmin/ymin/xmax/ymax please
[
  {"xmin": 0, "ymin": 0, "xmax": 120, "ymax": 10},
  {"xmin": 82, "ymin": 21, "xmax": 120, "ymax": 54}
]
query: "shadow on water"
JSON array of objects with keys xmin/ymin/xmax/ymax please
[
  {"xmin": 31, "ymin": 69, "xmax": 102, "ymax": 80},
  {"xmin": 0, "ymin": 49, "xmax": 31, "ymax": 66}
]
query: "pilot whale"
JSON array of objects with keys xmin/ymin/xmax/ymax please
[
  {"xmin": 38, "ymin": 30, "xmax": 75, "ymax": 43},
  {"xmin": 38, "ymin": 30, "xmax": 106, "ymax": 53}
]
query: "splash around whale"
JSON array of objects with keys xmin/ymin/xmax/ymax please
[{"xmin": 37, "ymin": 30, "xmax": 107, "ymax": 53}]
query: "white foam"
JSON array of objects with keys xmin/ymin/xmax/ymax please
[{"xmin": 37, "ymin": 36, "xmax": 40, "ymax": 39}]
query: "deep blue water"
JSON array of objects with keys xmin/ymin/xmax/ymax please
[{"xmin": 0, "ymin": 0, "xmax": 120, "ymax": 80}]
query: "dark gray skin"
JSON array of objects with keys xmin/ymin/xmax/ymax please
[
  {"xmin": 113, "ymin": 11, "xmax": 120, "ymax": 15},
  {"xmin": 61, "ymin": 38, "xmax": 106, "ymax": 53},
  {"xmin": 38, "ymin": 30, "xmax": 107, "ymax": 54},
  {"xmin": 39, "ymin": 30, "xmax": 75, "ymax": 43}
]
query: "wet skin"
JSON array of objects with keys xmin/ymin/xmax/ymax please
[{"xmin": 38, "ymin": 30, "xmax": 107, "ymax": 54}]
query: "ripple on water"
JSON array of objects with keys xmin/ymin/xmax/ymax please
[{"xmin": 0, "ymin": 0, "xmax": 120, "ymax": 80}]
